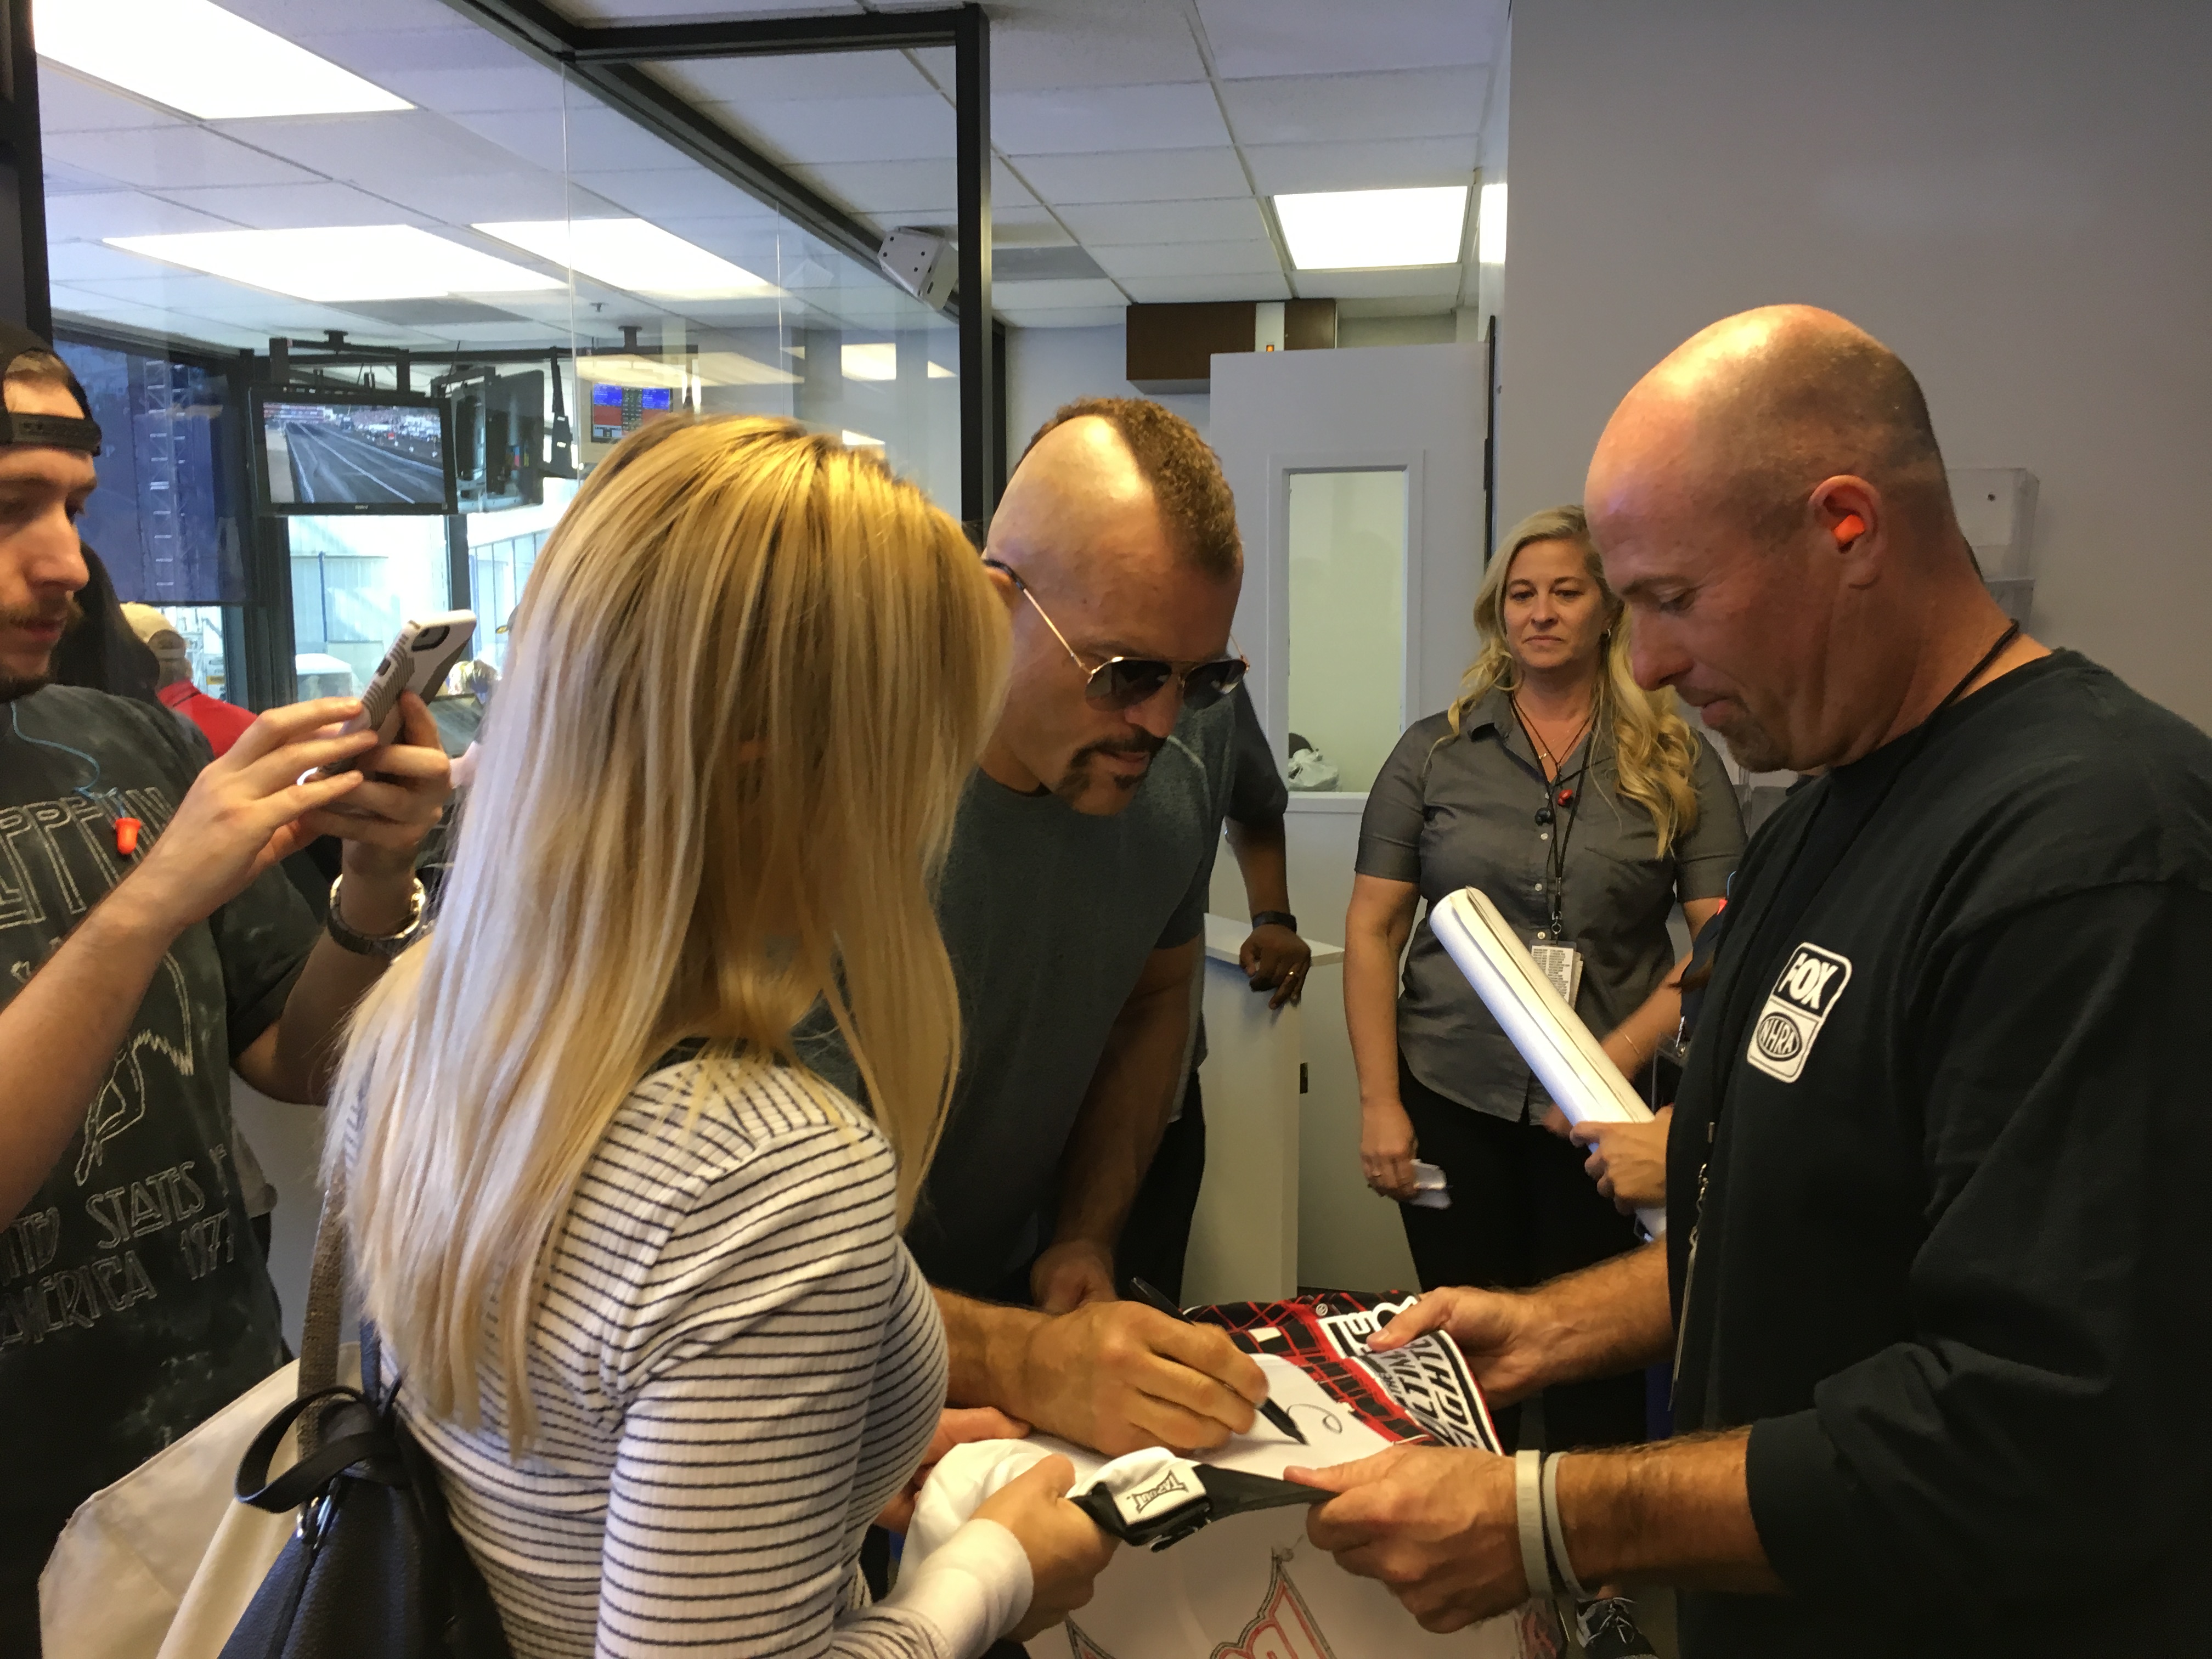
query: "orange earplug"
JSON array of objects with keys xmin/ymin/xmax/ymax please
[
  {"xmin": 114, "ymin": 817, "xmax": 140, "ymax": 857},
  {"xmin": 1834, "ymin": 514, "xmax": 1867, "ymax": 544}
]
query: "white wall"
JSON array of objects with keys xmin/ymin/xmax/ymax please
[
  {"xmin": 1003, "ymin": 324, "xmax": 1211, "ymax": 454},
  {"xmin": 1499, "ymin": 0, "xmax": 2212, "ymax": 729}
]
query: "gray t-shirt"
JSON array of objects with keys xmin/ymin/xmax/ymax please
[
  {"xmin": 1356, "ymin": 689, "xmax": 1744, "ymax": 1120},
  {"xmin": 803, "ymin": 697, "xmax": 1239, "ymax": 1299},
  {"xmin": 0, "ymin": 685, "xmax": 312, "ymax": 1618}
]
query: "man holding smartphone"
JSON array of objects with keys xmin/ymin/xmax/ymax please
[{"xmin": 0, "ymin": 324, "xmax": 453, "ymax": 1647}]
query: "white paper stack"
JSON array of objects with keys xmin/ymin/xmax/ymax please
[{"xmin": 1430, "ymin": 887, "xmax": 1666, "ymax": 1235}]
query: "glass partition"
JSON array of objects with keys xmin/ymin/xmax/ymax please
[
  {"xmin": 1285, "ymin": 468, "xmax": 1409, "ymax": 793},
  {"xmin": 39, "ymin": 19, "xmax": 967, "ymax": 707}
]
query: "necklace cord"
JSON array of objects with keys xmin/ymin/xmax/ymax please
[{"xmin": 8, "ymin": 702, "xmax": 120, "ymax": 817}]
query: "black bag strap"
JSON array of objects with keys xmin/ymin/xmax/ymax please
[{"xmin": 234, "ymin": 1386, "xmax": 398, "ymax": 1511}]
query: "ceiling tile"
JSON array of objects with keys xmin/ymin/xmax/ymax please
[
  {"xmin": 50, "ymin": 241, "xmax": 185, "ymax": 283},
  {"xmin": 1120, "ymin": 271, "xmax": 1290, "ymax": 303},
  {"xmin": 791, "ymin": 157, "xmax": 1037, "ymax": 215},
  {"xmin": 1197, "ymin": 0, "xmax": 1506, "ymax": 78},
  {"xmin": 153, "ymin": 181, "xmax": 436, "ymax": 230},
  {"xmin": 286, "ymin": 25, "xmax": 523, "ymax": 77},
  {"xmin": 913, "ymin": 3, "xmax": 1205, "ymax": 91},
  {"xmin": 567, "ymin": 167, "xmax": 787, "ymax": 220},
  {"xmin": 206, "ymin": 111, "xmax": 540, "ymax": 186},
  {"xmin": 52, "ymin": 286, "xmax": 266, "ymax": 349},
  {"xmin": 996, "ymin": 304, "xmax": 1127, "ymax": 329},
  {"xmin": 1092, "ymin": 239, "xmax": 1280, "ymax": 279},
  {"xmin": 1220, "ymin": 67, "xmax": 1485, "ymax": 146},
  {"xmin": 991, "ymin": 208, "xmax": 1075, "ymax": 246},
  {"xmin": 37, "ymin": 66, "xmax": 185, "ymax": 134},
  {"xmin": 67, "ymin": 273, "xmax": 437, "ymax": 338},
  {"xmin": 1014, "ymin": 148, "xmax": 1248, "ymax": 205},
  {"xmin": 380, "ymin": 63, "xmax": 571, "ymax": 117},
  {"xmin": 706, "ymin": 95, "xmax": 957, "ymax": 167},
  {"xmin": 995, "ymin": 84, "xmax": 1230, "ymax": 156},
  {"xmin": 43, "ymin": 128, "xmax": 321, "ymax": 191},
  {"xmin": 650, "ymin": 50, "xmax": 934, "ymax": 105},
  {"xmin": 44, "ymin": 191, "xmax": 237, "ymax": 242},
  {"xmin": 989, "ymin": 278, "xmax": 1126, "ymax": 309},
  {"xmin": 1056, "ymin": 197, "xmax": 1266, "ymax": 244},
  {"xmin": 441, "ymin": 104, "xmax": 697, "ymax": 176},
  {"xmin": 1243, "ymin": 135, "xmax": 1476, "ymax": 195},
  {"xmin": 223, "ymin": 0, "xmax": 479, "ymax": 43},
  {"xmin": 369, "ymin": 172, "xmax": 611, "ymax": 223},
  {"xmin": 1290, "ymin": 265, "xmax": 1463, "ymax": 301},
  {"xmin": 45, "ymin": 162, "xmax": 134, "ymax": 193}
]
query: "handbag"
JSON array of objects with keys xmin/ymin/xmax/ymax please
[
  {"xmin": 215, "ymin": 1173, "xmax": 512, "ymax": 1659},
  {"xmin": 37, "ymin": 1352, "xmax": 345, "ymax": 1659}
]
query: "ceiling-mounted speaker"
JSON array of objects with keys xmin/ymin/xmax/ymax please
[{"xmin": 879, "ymin": 228, "xmax": 956, "ymax": 310}]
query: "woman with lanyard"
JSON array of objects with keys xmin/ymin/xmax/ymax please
[{"xmin": 1346, "ymin": 504, "xmax": 1744, "ymax": 1451}]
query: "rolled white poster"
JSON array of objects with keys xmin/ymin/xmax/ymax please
[{"xmin": 1430, "ymin": 887, "xmax": 1666, "ymax": 1235}]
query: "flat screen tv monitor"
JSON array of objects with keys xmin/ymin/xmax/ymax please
[{"xmin": 250, "ymin": 385, "xmax": 457, "ymax": 516}]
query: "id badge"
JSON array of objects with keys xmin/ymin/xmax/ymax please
[{"xmin": 1530, "ymin": 940, "xmax": 1583, "ymax": 1008}]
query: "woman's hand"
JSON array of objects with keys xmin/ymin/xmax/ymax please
[
  {"xmin": 1361, "ymin": 1098, "xmax": 1421, "ymax": 1200},
  {"xmin": 1570, "ymin": 1107, "xmax": 1673, "ymax": 1213},
  {"xmin": 874, "ymin": 1406, "xmax": 1030, "ymax": 1533},
  {"xmin": 975, "ymin": 1455, "xmax": 1119, "ymax": 1641}
]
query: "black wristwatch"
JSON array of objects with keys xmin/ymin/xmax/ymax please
[{"xmin": 1250, "ymin": 910, "xmax": 1298, "ymax": 932}]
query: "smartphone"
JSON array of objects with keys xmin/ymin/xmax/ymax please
[{"xmin": 324, "ymin": 611, "xmax": 476, "ymax": 773}]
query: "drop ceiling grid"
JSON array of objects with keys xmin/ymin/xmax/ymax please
[
  {"xmin": 38, "ymin": 0, "xmax": 1505, "ymax": 346},
  {"xmin": 604, "ymin": 0, "xmax": 1505, "ymax": 324}
]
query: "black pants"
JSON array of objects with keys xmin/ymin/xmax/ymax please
[
  {"xmin": 1115, "ymin": 1071, "xmax": 1206, "ymax": 1302},
  {"xmin": 1396, "ymin": 1057, "xmax": 1645, "ymax": 1453}
]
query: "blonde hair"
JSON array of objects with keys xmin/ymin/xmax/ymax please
[
  {"xmin": 332, "ymin": 416, "xmax": 1007, "ymax": 1441},
  {"xmin": 1445, "ymin": 505, "xmax": 1701, "ymax": 855}
]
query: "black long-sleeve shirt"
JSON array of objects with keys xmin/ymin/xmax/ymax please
[{"xmin": 1667, "ymin": 651, "xmax": 2212, "ymax": 1657}]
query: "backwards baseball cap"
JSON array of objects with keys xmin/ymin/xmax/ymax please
[{"xmin": 0, "ymin": 321, "xmax": 102, "ymax": 455}]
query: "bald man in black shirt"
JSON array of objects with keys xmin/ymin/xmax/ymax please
[{"xmin": 1291, "ymin": 304, "xmax": 2212, "ymax": 1658}]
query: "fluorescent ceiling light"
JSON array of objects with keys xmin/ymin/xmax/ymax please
[
  {"xmin": 40, "ymin": 0, "xmax": 411, "ymax": 121},
  {"xmin": 1272, "ymin": 185, "xmax": 1469, "ymax": 271},
  {"xmin": 476, "ymin": 219, "xmax": 776, "ymax": 300},
  {"xmin": 928, "ymin": 362, "xmax": 956, "ymax": 379},
  {"xmin": 1479, "ymin": 182, "xmax": 1508, "ymax": 267},
  {"xmin": 106, "ymin": 226, "xmax": 561, "ymax": 302},
  {"xmin": 843, "ymin": 430, "xmax": 883, "ymax": 448},
  {"xmin": 842, "ymin": 342, "xmax": 896, "ymax": 381}
]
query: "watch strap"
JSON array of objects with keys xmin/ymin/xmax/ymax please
[
  {"xmin": 1251, "ymin": 910, "xmax": 1298, "ymax": 932},
  {"xmin": 325, "ymin": 875, "xmax": 426, "ymax": 961}
]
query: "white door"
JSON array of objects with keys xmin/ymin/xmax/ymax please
[{"xmin": 1207, "ymin": 342, "xmax": 1488, "ymax": 1295}]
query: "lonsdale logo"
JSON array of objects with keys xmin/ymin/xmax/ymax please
[{"xmin": 1746, "ymin": 943, "xmax": 1852, "ymax": 1083}]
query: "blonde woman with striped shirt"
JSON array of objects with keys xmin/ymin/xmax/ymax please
[{"xmin": 331, "ymin": 416, "xmax": 1113, "ymax": 1657}]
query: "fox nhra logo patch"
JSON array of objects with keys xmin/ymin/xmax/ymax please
[{"xmin": 1746, "ymin": 943, "xmax": 1853, "ymax": 1083}]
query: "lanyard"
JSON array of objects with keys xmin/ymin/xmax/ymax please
[{"xmin": 1510, "ymin": 696, "xmax": 1595, "ymax": 941}]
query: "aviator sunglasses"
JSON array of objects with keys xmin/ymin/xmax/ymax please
[{"xmin": 984, "ymin": 557, "xmax": 1249, "ymax": 712}]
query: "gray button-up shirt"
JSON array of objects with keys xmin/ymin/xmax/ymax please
[{"xmin": 1356, "ymin": 689, "xmax": 1745, "ymax": 1120}]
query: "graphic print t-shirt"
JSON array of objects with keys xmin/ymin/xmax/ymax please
[{"xmin": 0, "ymin": 686, "xmax": 313, "ymax": 1607}]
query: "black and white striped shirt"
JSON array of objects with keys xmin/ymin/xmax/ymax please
[{"xmin": 395, "ymin": 1060, "xmax": 1029, "ymax": 1658}]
